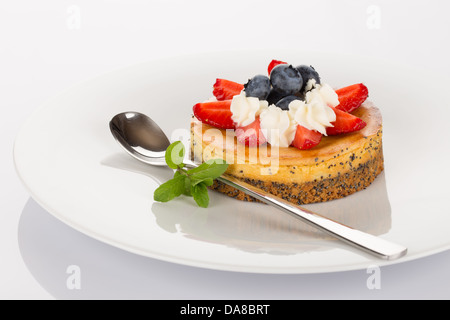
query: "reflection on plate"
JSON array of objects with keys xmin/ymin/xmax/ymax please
[
  {"xmin": 14, "ymin": 51, "xmax": 450, "ymax": 273},
  {"xmin": 105, "ymin": 152, "xmax": 391, "ymax": 255}
]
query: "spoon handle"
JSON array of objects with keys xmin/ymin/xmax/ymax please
[{"xmin": 216, "ymin": 174, "xmax": 407, "ymax": 260}]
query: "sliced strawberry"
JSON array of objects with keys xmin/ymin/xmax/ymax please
[
  {"xmin": 268, "ymin": 59, "xmax": 288, "ymax": 75},
  {"xmin": 326, "ymin": 106, "xmax": 366, "ymax": 135},
  {"xmin": 213, "ymin": 79, "xmax": 244, "ymax": 101},
  {"xmin": 235, "ymin": 117, "xmax": 266, "ymax": 147},
  {"xmin": 335, "ymin": 83, "xmax": 369, "ymax": 113},
  {"xmin": 193, "ymin": 100, "xmax": 234, "ymax": 129},
  {"xmin": 291, "ymin": 125, "xmax": 322, "ymax": 150}
]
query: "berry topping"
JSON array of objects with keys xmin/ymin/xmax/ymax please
[
  {"xmin": 266, "ymin": 88, "xmax": 288, "ymax": 105},
  {"xmin": 235, "ymin": 117, "xmax": 267, "ymax": 147},
  {"xmin": 276, "ymin": 95, "xmax": 302, "ymax": 110},
  {"xmin": 335, "ymin": 83, "xmax": 369, "ymax": 113},
  {"xmin": 244, "ymin": 75, "xmax": 271, "ymax": 100},
  {"xmin": 194, "ymin": 60, "xmax": 370, "ymax": 149},
  {"xmin": 268, "ymin": 59, "xmax": 287, "ymax": 75},
  {"xmin": 193, "ymin": 100, "xmax": 235, "ymax": 129},
  {"xmin": 213, "ymin": 79, "xmax": 244, "ymax": 101},
  {"xmin": 270, "ymin": 64, "xmax": 303, "ymax": 96},
  {"xmin": 326, "ymin": 106, "xmax": 367, "ymax": 135},
  {"xmin": 291, "ymin": 125, "xmax": 322, "ymax": 150},
  {"xmin": 296, "ymin": 65, "xmax": 321, "ymax": 94}
]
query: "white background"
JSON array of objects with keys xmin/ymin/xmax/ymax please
[{"xmin": 2, "ymin": 0, "xmax": 450, "ymax": 299}]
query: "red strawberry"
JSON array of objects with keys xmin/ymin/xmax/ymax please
[
  {"xmin": 326, "ymin": 106, "xmax": 366, "ymax": 135},
  {"xmin": 291, "ymin": 125, "xmax": 322, "ymax": 150},
  {"xmin": 193, "ymin": 100, "xmax": 234, "ymax": 129},
  {"xmin": 235, "ymin": 117, "xmax": 266, "ymax": 146},
  {"xmin": 213, "ymin": 79, "xmax": 244, "ymax": 101},
  {"xmin": 268, "ymin": 59, "xmax": 288, "ymax": 75},
  {"xmin": 335, "ymin": 83, "xmax": 369, "ymax": 113}
]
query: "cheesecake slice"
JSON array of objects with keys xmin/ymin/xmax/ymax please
[{"xmin": 190, "ymin": 101, "xmax": 383, "ymax": 205}]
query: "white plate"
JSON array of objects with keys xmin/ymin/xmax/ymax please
[{"xmin": 14, "ymin": 50, "xmax": 450, "ymax": 274}]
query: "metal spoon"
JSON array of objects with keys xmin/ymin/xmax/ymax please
[{"xmin": 110, "ymin": 111, "xmax": 407, "ymax": 260}]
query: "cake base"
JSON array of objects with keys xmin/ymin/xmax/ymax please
[{"xmin": 210, "ymin": 146, "xmax": 383, "ymax": 204}]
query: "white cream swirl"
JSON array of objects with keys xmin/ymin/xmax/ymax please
[
  {"xmin": 304, "ymin": 78, "xmax": 317, "ymax": 92},
  {"xmin": 288, "ymin": 83, "xmax": 338, "ymax": 135},
  {"xmin": 259, "ymin": 105, "xmax": 297, "ymax": 147},
  {"xmin": 230, "ymin": 91, "xmax": 268, "ymax": 127},
  {"xmin": 230, "ymin": 83, "xmax": 339, "ymax": 146},
  {"xmin": 306, "ymin": 82, "xmax": 340, "ymax": 108}
]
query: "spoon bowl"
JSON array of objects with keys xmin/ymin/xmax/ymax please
[{"xmin": 110, "ymin": 111, "xmax": 171, "ymax": 166}]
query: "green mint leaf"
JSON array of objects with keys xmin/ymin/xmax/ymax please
[
  {"xmin": 155, "ymin": 143, "xmax": 228, "ymax": 208},
  {"xmin": 191, "ymin": 182, "xmax": 209, "ymax": 208},
  {"xmin": 183, "ymin": 175, "xmax": 192, "ymax": 196},
  {"xmin": 153, "ymin": 174, "xmax": 186, "ymax": 202},
  {"xmin": 187, "ymin": 159, "xmax": 228, "ymax": 181},
  {"xmin": 174, "ymin": 170, "xmax": 192, "ymax": 196},
  {"xmin": 191, "ymin": 177, "xmax": 214, "ymax": 187},
  {"xmin": 165, "ymin": 141, "xmax": 185, "ymax": 169}
]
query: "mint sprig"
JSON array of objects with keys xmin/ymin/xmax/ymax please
[{"xmin": 153, "ymin": 141, "xmax": 228, "ymax": 208}]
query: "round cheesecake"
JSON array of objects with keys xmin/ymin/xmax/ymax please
[{"xmin": 190, "ymin": 101, "xmax": 383, "ymax": 205}]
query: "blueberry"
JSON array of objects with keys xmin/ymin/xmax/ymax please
[
  {"xmin": 266, "ymin": 89, "xmax": 287, "ymax": 105},
  {"xmin": 294, "ymin": 90, "xmax": 306, "ymax": 101},
  {"xmin": 276, "ymin": 95, "xmax": 303, "ymax": 110},
  {"xmin": 270, "ymin": 64, "xmax": 303, "ymax": 95},
  {"xmin": 244, "ymin": 75, "xmax": 271, "ymax": 100},
  {"xmin": 296, "ymin": 65, "xmax": 321, "ymax": 93}
]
